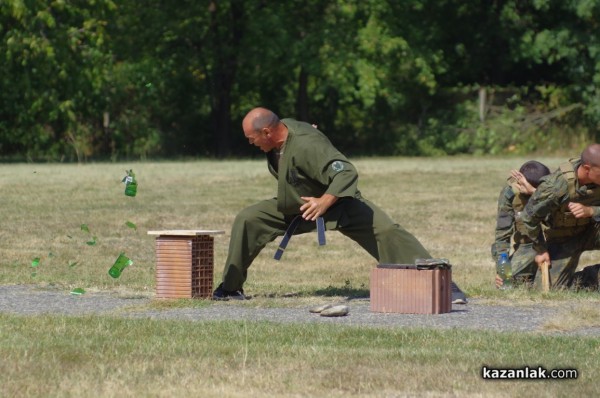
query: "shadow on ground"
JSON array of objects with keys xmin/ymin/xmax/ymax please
[{"xmin": 312, "ymin": 285, "xmax": 370, "ymax": 299}]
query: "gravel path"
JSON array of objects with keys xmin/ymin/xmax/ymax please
[{"xmin": 1, "ymin": 285, "xmax": 598, "ymax": 337}]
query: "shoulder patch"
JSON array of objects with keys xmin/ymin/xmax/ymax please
[{"xmin": 331, "ymin": 161, "xmax": 344, "ymax": 172}]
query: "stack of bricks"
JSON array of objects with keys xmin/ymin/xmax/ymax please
[
  {"xmin": 370, "ymin": 265, "xmax": 452, "ymax": 314},
  {"xmin": 148, "ymin": 230, "xmax": 224, "ymax": 299}
]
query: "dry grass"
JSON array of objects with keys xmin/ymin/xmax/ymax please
[
  {"xmin": 1, "ymin": 314, "xmax": 597, "ymax": 398},
  {"xmin": 1, "ymin": 156, "xmax": 598, "ymax": 297},
  {"xmin": 542, "ymin": 300, "xmax": 600, "ymax": 332},
  {"xmin": 1, "ymin": 157, "xmax": 600, "ymax": 397}
]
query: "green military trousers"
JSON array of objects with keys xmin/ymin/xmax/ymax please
[
  {"xmin": 539, "ymin": 223, "xmax": 600, "ymax": 288},
  {"xmin": 221, "ymin": 197, "xmax": 431, "ymax": 291},
  {"xmin": 509, "ymin": 243, "xmax": 538, "ymax": 285}
]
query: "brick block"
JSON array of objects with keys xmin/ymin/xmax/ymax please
[
  {"xmin": 154, "ymin": 235, "xmax": 215, "ymax": 298},
  {"xmin": 370, "ymin": 266, "xmax": 451, "ymax": 314}
]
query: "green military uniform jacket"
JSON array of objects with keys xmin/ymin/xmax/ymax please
[
  {"xmin": 267, "ymin": 118, "xmax": 361, "ymax": 216},
  {"xmin": 493, "ymin": 177, "xmax": 532, "ymax": 258},
  {"xmin": 522, "ymin": 158, "xmax": 600, "ymax": 253},
  {"xmin": 219, "ymin": 117, "xmax": 432, "ymax": 291}
]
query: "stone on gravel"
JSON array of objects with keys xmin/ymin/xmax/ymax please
[
  {"xmin": 309, "ymin": 304, "xmax": 333, "ymax": 313},
  {"xmin": 320, "ymin": 305, "xmax": 349, "ymax": 317}
]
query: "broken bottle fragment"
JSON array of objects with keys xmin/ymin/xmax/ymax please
[{"xmin": 108, "ymin": 253, "xmax": 133, "ymax": 278}]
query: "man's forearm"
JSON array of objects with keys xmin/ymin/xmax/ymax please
[{"xmin": 319, "ymin": 193, "xmax": 338, "ymax": 212}]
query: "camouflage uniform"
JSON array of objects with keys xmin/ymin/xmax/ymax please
[
  {"xmin": 492, "ymin": 177, "xmax": 538, "ymax": 284},
  {"xmin": 521, "ymin": 158, "xmax": 600, "ymax": 288},
  {"xmin": 220, "ymin": 119, "xmax": 431, "ymax": 291}
]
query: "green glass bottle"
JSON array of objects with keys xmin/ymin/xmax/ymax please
[
  {"xmin": 108, "ymin": 253, "xmax": 133, "ymax": 278},
  {"xmin": 123, "ymin": 169, "xmax": 137, "ymax": 197}
]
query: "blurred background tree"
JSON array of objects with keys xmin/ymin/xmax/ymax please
[{"xmin": 1, "ymin": 0, "xmax": 599, "ymax": 161}]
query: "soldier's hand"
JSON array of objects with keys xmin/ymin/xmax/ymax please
[
  {"xmin": 511, "ymin": 169, "xmax": 536, "ymax": 195},
  {"xmin": 567, "ymin": 202, "xmax": 593, "ymax": 218},
  {"xmin": 300, "ymin": 194, "xmax": 338, "ymax": 221},
  {"xmin": 535, "ymin": 252, "xmax": 551, "ymax": 269},
  {"xmin": 495, "ymin": 274, "xmax": 504, "ymax": 289}
]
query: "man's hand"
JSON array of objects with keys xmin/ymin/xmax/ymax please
[
  {"xmin": 300, "ymin": 194, "xmax": 338, "ymax": 221},
  {"xmin": 495, "ymin": 274, "xmax": 504, "ymax": 289},
  {"xmin": 567, "ymin": 202, "xmax": 594, "ymax": 218},
  {"xmin": 510, "ymin": 169, "xmax": 536, "ymax": 195},
  {"xmin": 535, "ymin": 251, "xmax": 551, "ymax": 269}
]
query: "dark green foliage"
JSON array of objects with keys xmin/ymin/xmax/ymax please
[
  {"xmin": 1, "ymin": 0, "xmax": 599, "ymax": 160},
  {"xmin": 0, "ymin": 0, "xmax": 117, "ymax": 161}
]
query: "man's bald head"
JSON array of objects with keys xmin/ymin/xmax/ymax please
[
  {"xmin": 242, "ymin": 107, "xmax": 280, "ymax": 133},
  {"xmin": 581, "ymin": 144, "xmax": 600, "ymax": 167},
  {"xmin": 241, "ymin": 107, "xmax": 288, "ymax": 152}
]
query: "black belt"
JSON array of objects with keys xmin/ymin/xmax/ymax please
[{"xmin": 274, "ymin": 215, "xmax": 326, "ymax": 260}]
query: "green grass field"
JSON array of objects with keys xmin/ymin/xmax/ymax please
[{"xmin": 1, "ymin": 157, "xmax": 599, "ymax": 397}]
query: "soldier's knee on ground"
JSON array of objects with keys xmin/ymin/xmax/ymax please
[{"xmin": 571, "ymin": 264, "xmax": 600, "ymax": 291}]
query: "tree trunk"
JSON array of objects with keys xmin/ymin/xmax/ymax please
[
  {"xmin": 209, "ymin": 1, "xmax": 244, "ymax": 158},
  {"xmin": 479, "ymin": 86, "xmax": 486, "ymax": 122}
]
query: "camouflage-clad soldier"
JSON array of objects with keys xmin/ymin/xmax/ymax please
[
  {"xmin": 521, "ymin": 144, "xmax": 600, "ymax": 288},
  {"xmin": 492, "ymin": 161, "xmax": 550, "ymax": 287}
]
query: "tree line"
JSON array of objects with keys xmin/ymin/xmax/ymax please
[{"xmin": 2, "ymin": 0, "xmax": 600, "ymax": 161}]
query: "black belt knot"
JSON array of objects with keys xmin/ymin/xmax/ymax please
[{"xmin": 274, "ymin": 215, "xmax": 326, "ymax": 260}]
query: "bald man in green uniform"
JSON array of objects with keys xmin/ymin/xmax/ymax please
[{"xmin": 213, "ymin": 107, "xmax": 466, "ymax": 302}]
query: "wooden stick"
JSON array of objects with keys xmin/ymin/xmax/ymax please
[{"xmin": 540, "ymin": 261, "xmax": 551, "ymax": 293}]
